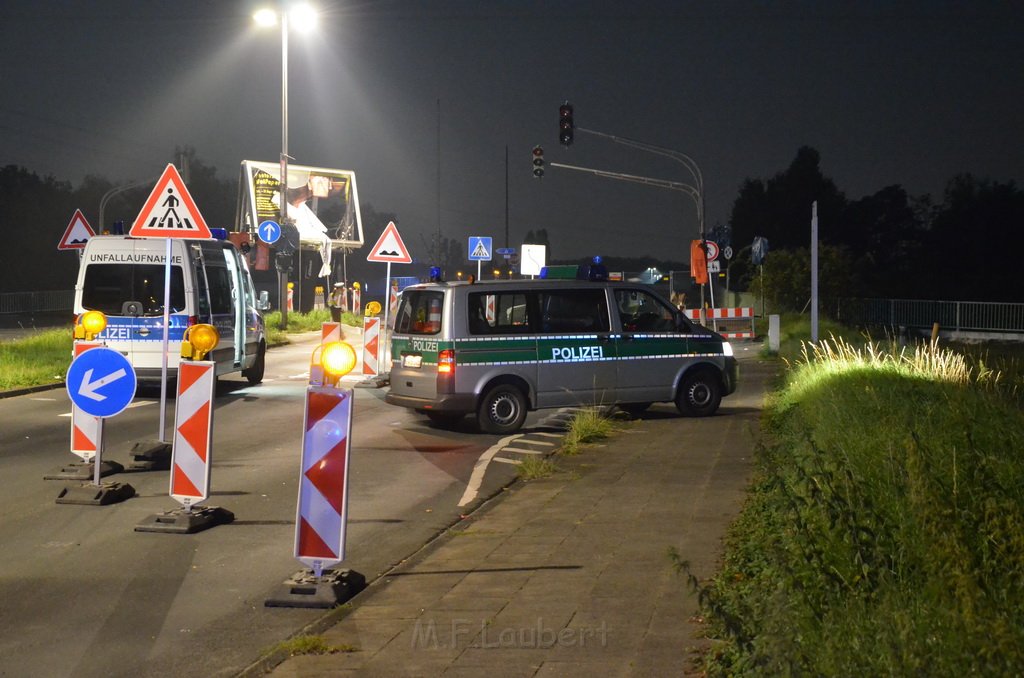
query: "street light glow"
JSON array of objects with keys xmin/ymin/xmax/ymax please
[
  {"xmin": 290, "ymin": 4, "xmax": 318, "ymax": 32},
  {"xmin": 252, "ymin": 8, "xmax": 278, "ymax": 27}
]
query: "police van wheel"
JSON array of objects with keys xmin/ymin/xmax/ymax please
[
  {"xmin": 478, "ymin": 384, "xmax": 527, "ymax": 434},
  {"xmin": 675, "ymin": 370, "xmax": 722, "ymax": 417},
  {"xmin": 243, "ymin": 341, "xmax": 266, "ymax": 385}
]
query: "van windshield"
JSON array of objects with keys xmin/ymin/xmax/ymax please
[{"xmin": 82, "ymin": 264, "xmax": 186, "ymax": 316}]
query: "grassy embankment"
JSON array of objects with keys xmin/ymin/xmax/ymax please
[
  {"xmin": 0, "ymin": 310, "xmax": 363, "ymax": 391},
  {"xmin": 694, "ymin": 334, "xmax": 1024, "ymax": 675}
]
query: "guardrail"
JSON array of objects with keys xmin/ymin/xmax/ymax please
[
  {"xmin": 0, "ymin": 290, "xmax": 75, "ymax": 315},
  {"xmin": 835, "ymin": 298, "xmax": 1024, "ymax": 334}
]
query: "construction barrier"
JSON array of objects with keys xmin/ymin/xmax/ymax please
[
  {"xmin": 321, "ymin": 322, "xmax": 342, "ymax": 345},
  {"xmin": 351, "ymin": 287, "xmax": 361, "ymax": 315},
  {"xmin": 388, "ymin": 280, "xmax": 399, "ymax": 318},
  {"xmin": 685, "ymin": 307, "xmax": 756, "ymax": 339},
  {"xmin": 361, "ymin": 316, "xmax": 380, "ymax": 376},
  {"xmin": 295, "ymin": 386, "xmax": 353, "ymax": 573},
  {"xmin": 70, "ymin": 340, "xmax": 103, "ymax": 462},
  {"xmin": 170, "ymin": 361, "xmax": 215, "ymax": 508}
]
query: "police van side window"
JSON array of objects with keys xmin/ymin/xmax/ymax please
[
  {"xmin": 468, "ymin": 292, "xmax": 530, "ymax": 335},
  {"xmin": 539, "ymin": 289, "xmax": 609, "ymax": 334},
  {"xmin": 615, "ymin": 289, "xmax": 678, "ymax": 332},
  {"xmin": 206, "ymin": 266, "xmax": 233, "ymax": 315},
  {"xmin": 394, "ymin": 290, "xmax": 444, "ymax": 335}
]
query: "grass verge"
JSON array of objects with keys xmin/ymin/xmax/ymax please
[
  {"xmin": 693, "ymin": 336, "xmax": 1024, "ymax": 675},
  {"xmin": 268, "ymin": 635, "xmax": 356, "ymax": 656},
  {"xmin": 264, "ymin": 309, "xmax": 362, "ymax": 346},
  {"xmin": 0, "ymin": 329, "xmax": 72, "ymax": 390}
]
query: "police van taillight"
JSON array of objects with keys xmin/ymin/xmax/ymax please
[{"xmin": 437, "ymin": 349, "xmax": 455, "ymax": 374}]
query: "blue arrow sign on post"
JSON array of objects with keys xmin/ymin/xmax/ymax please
[
  {"xmin": 258, "ymin": 220, "xmax": 281, "ymax": 245},
  {"xmin": 468, "ymin": 236, "xmax": 492, "ymax": 261},
  {"xmin": 66, "ymin": 347, "xmax": 137, "ymax": 418}
]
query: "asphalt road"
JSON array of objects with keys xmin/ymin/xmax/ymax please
[{"xmin": 0, "ymin": 333, "xmax": 556, "ymax": 678}]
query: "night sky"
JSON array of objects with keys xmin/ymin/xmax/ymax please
[{"xmin": 3, "ymin": 1, "xmax": 1023, "ymax": 263}]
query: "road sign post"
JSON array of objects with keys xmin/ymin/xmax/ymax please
[
  {"xmin": 365, "ymin": 221, "xmax": 412, "ymax": 387},
  {"xmin": 57, "ymin": 347, "xmax": 138, "ymax": 505}
]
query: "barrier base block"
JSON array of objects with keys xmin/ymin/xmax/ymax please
[
  {"xmin": 265, "ymin": 568, "xmax": 366, "ymax": 609},
  {"xmin": 56, "ymin": 481, "xmax": 136, "ymax": 506},
  {"xmin": 134, "ymin": 506, "xmax": 234, "ymax": 534},
  {"xmin": 127, "ymin": 439, "xmax": 172, "ymax": 471},
  {"xmin": 44, "ymin": 460, "xmax": 123, "ymax": 481},
  {"xmin": 355, "ymin": 374, "xmax": 389, "ymax": 389}
]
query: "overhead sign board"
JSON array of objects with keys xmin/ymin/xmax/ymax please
[
  {"xmin": 66, "ymin": 347, "xmax": 137, "ymax": 418},
  {"xmin": 58, "ymin": 209, "xmax": 96, "ymax": 250},
  {"xmin": 366, "ymin": 221, "xmax": 412, "ymax": 264},
  {"xmin": 468, "ymin": 236, "xmax": 492, "ymax": 261},
  {"xmin": 129, "ymin": 164, "xmax": 212, "ymax": 239}
]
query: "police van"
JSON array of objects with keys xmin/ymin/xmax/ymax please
[
  {"xmin": 74, "ymin": 234, "xmax": 267, "ymax": 383},
  {"xmin": 386, "ymin": 264, "xmax": 738, "ymax": 433}
]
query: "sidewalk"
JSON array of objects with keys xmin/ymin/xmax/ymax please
[{"xmin": 257, "ymin": 356, "xmax": 775, "ymax": 678}]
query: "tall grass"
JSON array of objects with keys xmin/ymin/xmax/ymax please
[
  {"xmin": 698, "ymin": 336, "xmax": 1024, "ymax": 675},
  {"xmin": 0, "ymin": 329, "xmax": 73, "ymax": 390}
]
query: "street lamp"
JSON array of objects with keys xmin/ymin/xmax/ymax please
[{"xmin": 254, "ymin": 3, "xmax": 318, "ymax": 327}]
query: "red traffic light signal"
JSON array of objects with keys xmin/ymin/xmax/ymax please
[
  {"xmin": 559, "ymin": 103, "xmax": 574, "ymax": 147},
  {"xmin": 532, "ymin": 145, "xmax": 545, "ymax": 178}
]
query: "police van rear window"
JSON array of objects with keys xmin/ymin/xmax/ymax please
[
  {"xmin": 82, "ymin": 264, "xmax": 186, "ymax": 316},
  {"xmin": 394, "ymin": 290, "xmax": 444, "ymax": 335}
]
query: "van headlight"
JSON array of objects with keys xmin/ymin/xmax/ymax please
[{"xmin": 722, "ymin": 341, "xmax": 734, "ymax": 357}]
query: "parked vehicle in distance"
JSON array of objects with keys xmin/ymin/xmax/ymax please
[
  {"xmin": 386, "ymin": 262, "xmax": 738, "ymax": 433},
  {"xmin": 74, "ymin": 234, "xmax": 267, "ymax": 383}
]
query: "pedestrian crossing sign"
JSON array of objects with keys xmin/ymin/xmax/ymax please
[
  {"xmin": 129, "ymin": 164, "xmax": 212, "ymax": 239},
  {"xmin": 468, "ymin": 236, "xmax": 492, "ymax": 261}
]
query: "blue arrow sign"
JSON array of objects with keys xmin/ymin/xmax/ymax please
[
  {"xmin": 66, "ymin": 347, "xmax": 137, "ymax": 418},
  {"xmin": 468, "ymin": 236, "xmax": 492, "ymax": 262},
  {"xmin": 258, "ymin": 220, "xmax": 281, "ymax": 245},
  {"xmin": 495, "ymin": 247, "xmax": 516, "ymax": 255}
]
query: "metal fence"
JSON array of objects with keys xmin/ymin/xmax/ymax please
[
  {"xmin": 835, "ymin": 298, "xmax": 1024, "ymax": 334},
  {"xmin": 0, "ymin": 290, "xmax": 75, "ymax": 314}
]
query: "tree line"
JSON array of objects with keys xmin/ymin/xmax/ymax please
[{"xmin": 3, "ymin": 145, "xmax": 1022, "ymax": 305}]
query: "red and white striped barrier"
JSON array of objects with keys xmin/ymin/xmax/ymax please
[
  {"xmin": 70, "ymin": 340, "xmax": 103, "ymax": 461},
  {"xmin": 351, "ymin": 288, "xmax": 361, "ymax": 315},
  {"xmin": 170, "ymin": 361, "xmax": 215, "ymax": 508},
  {"xmin": 685, "ymin": 307, "xmax": 757, "ymax": 339},
  {"xmin": 295, "ymin": 387, "xmax": 353, "ymax": 573},
  {"xmin": 321, "ymin": 322, "xmax": 342, "ymax": 345},
  {"xmin": 389, "ymin": 281, "xmax": 399, "ymax": 318},
  {"xmin": 361, "ymin": 316, "xmax": 380, "ymax": 376}
]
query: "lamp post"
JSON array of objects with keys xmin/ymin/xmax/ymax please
[{"xmin": 254, "ymin": 4, "xmax": 317, "ymax": 328}]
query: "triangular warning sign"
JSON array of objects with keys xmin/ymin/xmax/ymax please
[
  {"xmin": 471, "ymin": 239, "xmax": 490, "ymax": 259},
  {"xmin": 366, "ymin": 221, "xmax": 412, "ymax": 264},
  {"xmin": 58, "ymin": 209, "xmax": 96, "ymax": 250},
  {"xmin": 129, "ymin": 164, "xmax": 212, "ymax": 239}
]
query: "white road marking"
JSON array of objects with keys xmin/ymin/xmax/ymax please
[
  {"xmin": 501, "ymin": 447, "xmax": 546, "ymax": 455},
  {"xmin": 457, "ymin": 433, "xmax": 522, "ymax": 507},
  {"xmin": 491, "ymin": 457, "xmax": 523, "ymax": 465}
]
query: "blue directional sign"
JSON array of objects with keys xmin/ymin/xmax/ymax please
[
  {"xmin": 258, "ymin": 220, "xmax": 282, "ymax": 245},
  {"xmin": 66, "ymin": 347, "xmax": 137, "ymax": 418},
  {"xmin": 495, "ymin": 247, "xmax": 516, "ymax": 255},
  {"xmin": 468, "ymin": 236, "xmax": 492, "ymax": 262}
]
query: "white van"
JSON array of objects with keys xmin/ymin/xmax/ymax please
[
  {"xmin": 386, "ymin": 265, "xmax": 738, "ymax": 433},
  {"xmin": 74, "ymin": 235, "xmax": 267, "ymax": 383}
]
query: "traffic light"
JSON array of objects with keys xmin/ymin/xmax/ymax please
[
  {"xmin": 532, "ymin": 145, "xmax": 545, "ymax": 178},
  {"xmin": 559, "ymin": 102, "xmax": 574, "ymax": 147}
]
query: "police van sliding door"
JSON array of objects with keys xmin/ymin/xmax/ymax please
[
  {"xmin": 196, "ymin": 243, "xmax": 237, "ymax": 371},
  {"xmin": 534, "ymin": 288, "xmax": 616, "ymax": 408}
]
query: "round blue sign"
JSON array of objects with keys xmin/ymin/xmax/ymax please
[
  {"xmin": 257, "ymin": 220, "xmax": 281, "ymax": 244},
  {"xmin": 66, "ymin": 347, "xmax": 137, "ymax": 418}
]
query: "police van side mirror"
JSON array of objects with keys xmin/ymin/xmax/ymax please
[{"xmin": 258, "ymin": 290, "xmax": 271, "ymax": 311}]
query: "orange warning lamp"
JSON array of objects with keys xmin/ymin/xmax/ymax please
[
  {"xmin": 181, "ymin": 324, "xmax": 219, "ymax": 361},
  {"xmin": 310, "ymin": 341, "xmax": 357, "ymax": 387},
  {"xmin": 74, "ymin": 310, "xmax": 107, "ymax": 340},
  {"xmin": 365, "ymin": 301, "xmax": 382, "ymax": 317}
]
